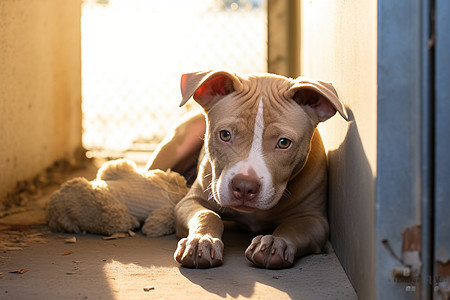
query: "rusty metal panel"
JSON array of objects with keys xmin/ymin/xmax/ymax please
[
  {"xmin": 377, "ymin": 0, "xmax": 431, "ymax": 299},
  {"xmin": 434, "ymin": 0, "xmax": 450, "ymax": 298}
]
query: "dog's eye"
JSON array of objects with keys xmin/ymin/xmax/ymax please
[
  {"xmin": 219, "ymin": 130, "xmax": 232, "ymax": 142},
  {"xmin": 277, "ymin": 138, "xmax": 291, "ymax": 149}
]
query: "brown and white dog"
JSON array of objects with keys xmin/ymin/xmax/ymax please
[{"xmin": 145, "ymin": 71, "xmax": 348, "ymax": 269}]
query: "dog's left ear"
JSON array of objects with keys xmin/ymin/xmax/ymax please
[
  {"xmin": 286, "ymin": 77, "xmax": 348, "ymax": 123},
  {"xmin": 179, "ymin": 70, "xmax": 243, "ymax": 111}
]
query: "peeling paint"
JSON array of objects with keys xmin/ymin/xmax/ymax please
[
  {"xmin": 401, "ymin": 225, "xmax": 422, "ymax": 278},
  {"xmin": 436, "ymin": 255, "xmax": 450, "ymax": 298},
  {"xmin": 402, "ymin": 225, "xmax": 421, "ymax": 252},
  {"xmin": 384, "ymin": 225, "xmax": 423, "ymax": 281},
  {"xmin": 437, "ymin": 260, "xmax": 450, "ymax": 278}
]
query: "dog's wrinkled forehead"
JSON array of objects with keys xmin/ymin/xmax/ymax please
[
  {"xmin": 235, "ymin": 73, "xmax": 292, "ymax": 92},
  {"xmin": 239, "ymin": 75, "xmax": 294, "ymax": 103},
  {"xmin": 205, "ymin": 77, "xmax": 292, "ymax": 132}
]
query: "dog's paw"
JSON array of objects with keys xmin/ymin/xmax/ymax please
[
  {"xmin": 245, "ymin": 235, "xmax": 296, "ymax": 269},
  {"xmin": 174, "ymin": 234, "xmax": 224, "ymax": 268}
]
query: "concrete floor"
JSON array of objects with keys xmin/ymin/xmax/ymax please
[{"xmin": 0, "ymin": 160, "xmax": 357, "ymax": 299}]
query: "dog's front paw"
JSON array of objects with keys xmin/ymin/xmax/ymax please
[
  {"xmin": 245, "ymin": 235, "xmax": 296, "ymax": 269},
  {"xmin": 174, "ymin": 234, "xmax": 224, "ymax": 268}
]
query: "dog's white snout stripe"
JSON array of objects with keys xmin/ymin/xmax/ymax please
[{"xmin": 251, "ymin": 97, "xmax": 265, "ymax": 157}]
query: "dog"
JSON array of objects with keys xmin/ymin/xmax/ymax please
[{"xmin": 145, "ymin": 70, "xmax": 348, "ymax": 269}]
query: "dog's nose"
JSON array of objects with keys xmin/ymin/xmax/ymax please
[{"xmin": 230, "ymin": 174, "xmax": 261, "ymax": 202}]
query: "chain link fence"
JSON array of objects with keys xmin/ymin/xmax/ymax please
[{"xmin": 81, "ymin": 0, "xmax": 267, "ymax": 158}]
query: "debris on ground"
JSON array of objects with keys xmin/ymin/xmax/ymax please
[
  {"xmin": 103, "ymin": 232, "xmax": 128, "ymax": 240},
  {"xmin": 63, "ymin": 251, "xmax": 73, "ymax": 256},
  {"xmin": 65, "ymin": 237, "xmax": 77, "ymax": 243},
  {"xmin": 3, "ymin": 155, "xmax": 89, "ymax": 212},
  {"xmin": 143, "ymin": 287, "xmax": 155, "ymax": 292},
  {"xmin": 9, "ymin": 269, "xmax": 28, "ymax": 274},
  {"xmin": 0, "ymin": 225, "xmax": 48, "ymax": 253}
]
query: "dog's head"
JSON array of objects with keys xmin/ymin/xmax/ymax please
[{"xmin": 180, "ymin": 70, "xmax": 347, "ymax": 212}]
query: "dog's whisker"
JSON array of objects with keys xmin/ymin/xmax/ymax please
[{"xmin": 282, "ymin": 189, "xmax": 292, "ymax": 199}]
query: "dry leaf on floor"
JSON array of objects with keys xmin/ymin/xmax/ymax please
[
  {"xmin": 9, "ymin": 269, "xmax": 28, "ymax": 274},
  {"xmin": 103, "ymin": 232, "xmax": 128, "ymax": 240},
  {"xmin": 65, "ymin": 237, "xmax": 77, "ymax": 243},
  {"xmin": 1, "ymin": 246, "xmax": 23, "ymax": 252}
]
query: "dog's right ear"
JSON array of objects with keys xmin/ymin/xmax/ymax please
[
  {"xmin": 179, "ymin": 70, "xmax": 242, "ymax": 110},
  {"xmin": 286, "ymin": 77, "xmax": 349, "ymax": 123}
]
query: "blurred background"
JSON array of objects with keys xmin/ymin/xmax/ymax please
[{"xmin": 81, "ymin": 0, "xmax": 267, "ymax": 159}]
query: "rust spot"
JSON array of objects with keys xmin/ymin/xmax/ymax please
[
  {"xmin": 437, "ymin": 260, "xmax": 450, "ymax": 278},
  {"xmin": 402, "ymin": 225, "xmax": 421, "ymax": 252}
]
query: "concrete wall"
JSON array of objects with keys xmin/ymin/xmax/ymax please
[
  {"xmin": 300, "ymin": 1, "xmax": 377, "ymax": 299},
  {"xmin": 0, "ymin": 0, "xmax": 82, "ymax": 203}
]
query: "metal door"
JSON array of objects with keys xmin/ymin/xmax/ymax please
[
  {"xmin": 377, "ymin": 0, "xmax": 449, "ymax": 299},
  {"xmin": 433, "ymin": 0, "xmax": 450, "ymax": 298}
]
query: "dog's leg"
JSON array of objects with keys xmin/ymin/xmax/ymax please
[
  {"xmin": 245, "ymin": 216, "xmax": 328, "ymax": 269},
  {"xmin": 145, "ymin": 109, "xmax": 205, "ymax": 180},
  {"xmin": 173, "ymin": 183, "xmax": 224, "ymax": 268}
]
